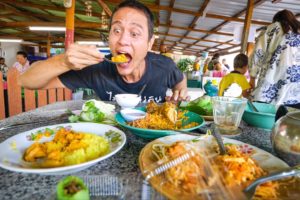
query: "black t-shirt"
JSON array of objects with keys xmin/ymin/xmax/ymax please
[{"xmin": 59, "ymin": 52, "xmax": 183, "ymax": 103}]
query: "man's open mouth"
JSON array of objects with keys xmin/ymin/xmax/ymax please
[{"xmin": 116, "ymin": 51, "xmax": 132, "ymax": 63}]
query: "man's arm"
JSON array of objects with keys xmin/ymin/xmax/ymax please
[
  {"xmin": 18, "ymin": 54, "xmax": 68, "ymax": 89},
  {"xmin": 168, "ymin": 75, "xmax": 190, "ymax": 102},
  {"xmin": 18, "ymin": 44, "xmax": 104, "ymax": 89}
]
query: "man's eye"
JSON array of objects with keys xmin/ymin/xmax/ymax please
[
  {"xmin": 113, "ymin": 28, "xmax": 121, "ymax": 34},
  {"xmin": 131, "ymin": 32, "xmax": 140, "ymax": 38}
]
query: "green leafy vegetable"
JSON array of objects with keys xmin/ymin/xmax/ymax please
[
  {"xmin": 68, "ymin": 100, "xmax": 116, "ymax": 125},
  {"xmin": 182, "ymin": 95, "xmax": 213, "ymax": 116}
]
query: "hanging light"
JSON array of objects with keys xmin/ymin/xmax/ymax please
[{"xmin": 85, "ymin": 1, "xmax": 93, "ymax": 16}]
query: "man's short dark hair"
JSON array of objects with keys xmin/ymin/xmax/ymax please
[
  {"xmin": 234, "ymin": 53, "xmax": 248, "ymax": 69},
  {"xmin": 0, "ymin": 57, "xmax": 4, "ymax": 61},
  {"xmin": 17, "ymin": 51, "xmax": 27, "ymax": 58},
  {"xmin": 110, "ymin": 0, "xmax": 154, "ymax": 41}
]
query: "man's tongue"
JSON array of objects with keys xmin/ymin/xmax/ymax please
[{"xmin": 124, "ymin": 54, "xmax": 131, "ymax": 63}]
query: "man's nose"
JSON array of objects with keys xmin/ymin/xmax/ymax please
[{"xmin": 117, "ymin": 32, "xmax": 130, "ymax": 46}]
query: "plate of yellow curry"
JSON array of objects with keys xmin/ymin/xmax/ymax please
[
  {"xmin": 115, "ymin": 101, "xmax": 205, "ymax": 139},
  {"xmin": 0, "ymin": 123, "xmax": 126, "ymax": 175}
]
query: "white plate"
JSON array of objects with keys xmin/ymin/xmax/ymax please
[
  {"xmin": 139, "ymin": 134, "xmax": 289, "ymax": 200},
  {"xmin": 0, "ymin": 123, "xmax": 126, "ymax": 175},
  {"xmin": 140, "ymin": 134, "xmax": 288, "ymax": 174}
]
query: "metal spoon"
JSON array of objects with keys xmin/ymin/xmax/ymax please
[
  {"xmin": 138, "ymin": 84, "xmax": 147, "ymax": 97},
  {"xmin": 103, "ymin": 57, "xmax": 127, "ymax": 64},
  {"xmin": 243, "ymin": 165, "xmax": 300, "ymax": 199},
  {"xmin": 248, "ymin": 100, "xmax": 259, "ymax": 112},
  {"xmin": 211, "ymin": 127, "xmax": 227, "ymax": 155}
]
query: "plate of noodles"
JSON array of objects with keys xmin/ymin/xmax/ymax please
[
  {"xmin": 115, "ymin": 101, "xmax": 205, "ymax": 139},
  {"xmin": 0, "ymin": 123, "xmax": 126, "ymax": 175},
  {"xmin": 139, "ymin": 134, "xmax": 297, "ymax": 200}
]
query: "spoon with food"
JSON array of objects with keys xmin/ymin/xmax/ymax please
[{"xmin": 104, "ymin": 54, "xmax": 129, "ymax": 64}]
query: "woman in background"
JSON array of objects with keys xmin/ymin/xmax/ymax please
[{"xmin": 249, "ymin": 9, "xmax": 300, "ymax": 105}]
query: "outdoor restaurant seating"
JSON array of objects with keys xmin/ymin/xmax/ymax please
[{"xmin": 0, "ymin": 68, "xmax": 72, "ymax": 119}]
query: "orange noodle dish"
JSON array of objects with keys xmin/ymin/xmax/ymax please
[
  {"xmin": 151, "ymin": 136, "xmax": 279, "ymax": 199},
  {"xmin": 128, "ymin": 101, "xmax": 199, "ymax": 130}
]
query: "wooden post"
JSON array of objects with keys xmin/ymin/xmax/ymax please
[
  {"xmin": 0, "ymin": 72, "xmax": 5, "ymax": 119},
  {"xmin": 7, "ymin": 68, "xmax": 22, "ymax": 116},
  {"xmin": 246, "ymin": 42, "xmax": 255, "ymax": 57},
  {"xmin": 241, "ymin": 0, "xmax": 254, "ymax": 54},
  {"xmin": 65, "ymin": 0, "xmax": 75, "ymax": 49},
  {"xmin": 47, "ymin": 33, "xmax": 51, "ymax": 57}
]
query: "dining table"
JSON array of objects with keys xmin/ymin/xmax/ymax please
[{"xmin": 0, "ymin": 99, "xmax": 277, "ymax": 200}]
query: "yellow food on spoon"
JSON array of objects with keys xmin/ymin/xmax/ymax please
[{"xmin": 111, "ymin": 54, "xmax": 128, "ymax": 63}]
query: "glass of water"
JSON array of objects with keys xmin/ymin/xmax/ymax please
[{"xmin": 212, "ymin": 96, "xmax": 247, "ymax": 136}]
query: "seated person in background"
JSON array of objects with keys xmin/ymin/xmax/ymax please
[
  {"xmin": 222, "ymin": 58, "xmax": 230, "ymax": 70},
  {"xmin": 0, "ymin": 57, "xmax": 8, "ymax": 80},
  {"xmin": 208, "ymin": 53, "xmax": 220, "ymax": 71},
  {"xmin": 18, "ymin": 0, "xmax": 188, "ymax": 103},
  {"xmin": 212, "ymin": 60, "xmax": 225, "ymax": 77},
  {"xmin": 160, "ymin": 44, "xmax": 173, "ymax": 59},
  {"xmin": 193, "ymin": 57, "xmax": 200, "ymax": 71},
  {"xmin": 202, "ymin": 57, "xmax": 211, "ymax": 75},
  {"xmin": 221, "ymin": 58, "xmax": 230, "ymax": 73},
  {"xmin": 218, "ymin": 53, "xmax": 251, "ymax": 97},
  {"xmin": 13, "ymin": 51, "xmax": 30, "ymax": 74}
]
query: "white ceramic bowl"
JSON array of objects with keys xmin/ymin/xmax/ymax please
[
  {"xmin": 120, "ymin": 108, "xmax": 146, "ymax": 122},
  {"xmin": 115, "ymin": 94, "xmax": 141, "ymax": 109}
]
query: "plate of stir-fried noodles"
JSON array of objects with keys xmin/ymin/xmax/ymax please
[
  {"xmin": 115, "ymin": 101, "xmax": 205, "ymax": 139},
  {"xmin": 139, "ymin": 134, "xmax": 299, "ymax": 200}
]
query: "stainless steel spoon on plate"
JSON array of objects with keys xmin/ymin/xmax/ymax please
[{"xmin": 243, "ymin": 165, "xmax": 300, "ymax": 199}]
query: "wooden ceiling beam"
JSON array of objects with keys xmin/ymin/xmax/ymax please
[
  {"xmin": 157, "ymin": 32, "xmax": 235, "ymax": 45},
  {"xmin": 0, "ymin": 21, "xmax": 108, "ymax": 29},
  {"xmin": 5, "ymin": 8, "xmax": 64, "ymax": 22},
  {"xmin": 5, "ymin": 0, "xmax": 270, "ymax": 26},
  {"xmin": 0, "ymin": 0, "xmax": 102, "ymax": 17},
  {"xmin": 0, "ymin": 34, "xmax": 106, "ymax": 43},
  {"xmin": 175, "ymin": 40, "xmax": 214, "ymax": 49},
  {"xmin": 176, "ymin": 0, "xmax": 210, "ymax": 49},
  {"xmin": 159, "ymin": 23, "xmax": 232, "ymax": 36},
  {"xmin": 200, "ymin": 0, "xmax": 268, "ymax": 53},
  {"xmin": 105, "ymin": 0, "xmax": 270, "ymax": 26},
  {"xmin": 160, "ymin": 0, "xmax": 175, "ymax": 47},
  {"xmin": 216, "ymin": 43, "xmax": 241, "ymax": 55},
  {"xmin": 97, "ymin": 0, "xmax": 112, "ymax": 17},
  {"xmin": 0, "ymin": 2, "xmax": 40, "ymax": 22},
  {"xmin": 161, "ymin": 39, "xmax": 221, "ymax": 49}
]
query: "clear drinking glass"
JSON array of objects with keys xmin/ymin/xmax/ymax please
[{"xmin": 212, "ymin": 96, "xmax": 247, "ymax": 136}]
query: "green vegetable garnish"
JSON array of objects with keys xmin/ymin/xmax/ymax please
[
  {"xmin": 68, "ymin": 100, "xmax": 117, "ymax": 125},
  {"xmin": 182, "ymin": 95, "xmax": 213, "ymax": 116},
  {"xmin": 105, "ymin": 130, "xmax": 122, "ymax": 143},
  {"xmin": 56, "ymin": 176, "xmax": 89, "ymax": 200}
]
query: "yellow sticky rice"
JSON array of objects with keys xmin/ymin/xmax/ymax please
[{"xmin": 23, "ymin": 127, "xmax": 110, "ymax": 168}]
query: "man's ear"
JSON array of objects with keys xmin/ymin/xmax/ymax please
[{"xmin": 147, "ymin": 35, "xmax": 155, "ymax": 51}]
